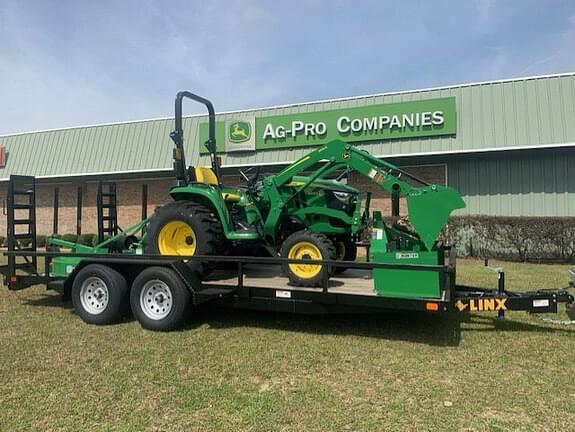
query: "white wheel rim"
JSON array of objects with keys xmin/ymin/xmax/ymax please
[
  {"xmin": 140, "ymin": 279, "xmax": 173, "ymax": 320},
  {"xmin": 80, "ymin": 276, "xmax": 109, "ymax": 315}
]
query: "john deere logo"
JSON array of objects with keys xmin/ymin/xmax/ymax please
[
  {"xmin": 224, "ymin": 116, "xmax": 255, "ymax": 152},
  {"xmin": 229, "ymin": 121, "xmax": 251, "ymax": 143}
]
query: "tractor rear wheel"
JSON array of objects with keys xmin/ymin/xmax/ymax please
[
  {"xmin": 146, "ymin": 201, "xmax": 223, "ymax": 275},
  {"xmin": 333, "ymin": 238, "xmax": 358, "ymax": 274},
  {"xmin": 280, "ymin": 230, "xmax": 336, "ymax": 287}
]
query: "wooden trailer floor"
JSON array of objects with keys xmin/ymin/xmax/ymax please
[{"xmin": 204, "ymin": 265, "xmax": 377, "ymax": 296}]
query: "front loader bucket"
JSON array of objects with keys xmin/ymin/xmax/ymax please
[{"xmin": 407, "ymin": 186, "xmax": 466, "ymax": 250}]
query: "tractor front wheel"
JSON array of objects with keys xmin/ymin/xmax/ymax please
[
  {"xmin": 146, "ymin": 201, "xmax": 223, "ymax": 275},
  {"xmin": 280, "ymin": 230, "xmax": 336, "ymax": 287}
]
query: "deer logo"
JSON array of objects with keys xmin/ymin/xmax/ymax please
[{"xmin": 229, "ymin": 121, "xmax": 251, "ymax": 143}]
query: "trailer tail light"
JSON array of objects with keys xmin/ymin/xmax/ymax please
[
  {"xmin": 425, "ymin": 302, "xmax": 439, "ymax": 312},
  {"xmin": 10, "ymin": 275, "xmax": 17, "ymax": 284}
]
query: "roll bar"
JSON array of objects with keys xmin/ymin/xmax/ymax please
[{"xmin": 170, "ymin": 91, "xmax": 221, "ymax": 186}]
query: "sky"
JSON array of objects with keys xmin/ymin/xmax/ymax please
[{"xmin": 1, "ymin": 0, "xmax": 574, "ymax": 135}]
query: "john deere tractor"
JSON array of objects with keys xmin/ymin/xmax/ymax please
[{"xmin": 146, "ymin": 91, "xmax": 465, "ymax": 286}]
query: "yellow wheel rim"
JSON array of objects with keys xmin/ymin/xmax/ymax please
[
  {"xmin": 288, "ymin": 241, "xmax": 323, "ymax": 279},
  {"xmin": 157, "ymin": 220, "xmax": 197, "ymax": 256},
  {"xmin": 335, "ymin": 241, "xmax": 346, "ymax": 260}
]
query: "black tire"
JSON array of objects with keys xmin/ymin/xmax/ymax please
[
  {"xmin": 146, "ymin": 201, "xmax": 224, "ymax": 275},
  {"xmin": 130, "ymin": 266, "xmax": 191, "ymax": 332},
  {"xmin": 280, "ymin": 230, "xmax": 336, "ymax": 287},
  {"xmin": 333, "ymin": 238, "xmax": 358, "ymax": 274},
  {"xmin": 71, "ymin": 264, "xmax": 128, "ymax": 325}
]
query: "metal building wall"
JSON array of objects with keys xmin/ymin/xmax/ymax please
[{"xmin": 448, "ymin": 149, "xmax": 575, "ymax": 216}]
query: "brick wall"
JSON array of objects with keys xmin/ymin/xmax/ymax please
[
  {"xmin": 347, "ymin": 164, "xmax": 446, "ymax": 216},
  {"xmin": 0, "ymin": 175, "xmax": 242, "ymax": 237}
]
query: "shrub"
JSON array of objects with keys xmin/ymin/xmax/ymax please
[
  {"xmin": 447, "ymin": 216, "xmax": 575, "ymax": 262},
  {"xmin": 78, "ymin": 233, "xmax": 98, "ymax": 246},
  {"xmin": 60, "ymin": 233, "xmax": 78, "ymax": 244},
  {"xmin": 36, "ymin": 235, "xmax": 47, "ymax": 248},
  {"xmin": 18, "ymin": 238, "xmax": 32, "ymax": 248}
]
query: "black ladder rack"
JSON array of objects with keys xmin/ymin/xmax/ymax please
[
  {"xmin": 4, "ymin": 175, "xmax": 38, "ymax": 288},
  {"xmin": 97, "ymin": 181, "xmax": 119, "ymax": 242}
]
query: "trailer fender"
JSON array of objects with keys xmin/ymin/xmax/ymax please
[{"xmin": 63, "ymin": 260, "xmax": 203, "ymax": 304}]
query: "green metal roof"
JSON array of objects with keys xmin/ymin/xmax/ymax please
[{"xmin": 1, "ymin": 73, "xmax": 574, "ymax": 180}]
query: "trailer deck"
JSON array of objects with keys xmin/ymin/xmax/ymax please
[{"xmin": 205, "ymin": 266, "xmax": 378, "ymax": 297}]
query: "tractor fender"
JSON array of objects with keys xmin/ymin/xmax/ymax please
[{"xmin": 169, "ymin": 186, "xmax": 234, "ymax": 238}]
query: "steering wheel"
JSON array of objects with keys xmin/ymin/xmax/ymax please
[{"xmin": 238, "ymin": 167, "xmax": 260, "ymax": 193}]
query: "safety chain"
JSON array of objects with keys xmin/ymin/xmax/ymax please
[{"xmin": 535, "ymin": 316, "xmax": 575, "ymax": 325}]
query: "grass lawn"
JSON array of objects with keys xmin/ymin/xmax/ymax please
[{"xmin": 1, "ymin": 258, "xmax": 574, "ymax": 431}]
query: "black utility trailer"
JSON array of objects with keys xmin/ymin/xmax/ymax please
[
  {"xmin": 3, "ymin": 249, "xmax": 574, "ymax": 331},
  {"xmin": 1, "ymin": 175, "xmax": 574, "ymax": 331}
]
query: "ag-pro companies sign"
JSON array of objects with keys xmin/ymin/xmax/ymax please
[{"xmin": 200, "ymin": 97, "xmax": 456, "ymax": 153}]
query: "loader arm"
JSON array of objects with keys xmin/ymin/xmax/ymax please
[{"xmin": 263, "ymin": 140, "xmax": 465, "ymax": 249}]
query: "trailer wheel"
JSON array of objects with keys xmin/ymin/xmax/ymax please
[
  {"xmin": 146, "ymin": 201, "xmax": 223, "ymax": 276},
  {"xmin": 71, "ymin": 264, "xmax": 128, "ymax": 325},
  {"xmin": 130, "ymin": 266, "xmax": 191, "ymax": 331},
  {"xmin": 280, "ymin": 230, "xmax": 336, "ymax": 287},
  {"xmin": 333, "ymin": 238, "xmax": 357, "ymax": 274}
]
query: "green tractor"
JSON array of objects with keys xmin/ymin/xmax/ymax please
[{"xmin": 145, "ymin": 91, "xmax": 465, "ymax": 286}]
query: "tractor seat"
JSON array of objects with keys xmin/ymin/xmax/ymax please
[
  {"xmin": 191, "ymin": 166, "xmax": 218, "ymax": 186},
  {"xmin": 189, "ymin": 166, "xmax": 241, "ymax": 203}
]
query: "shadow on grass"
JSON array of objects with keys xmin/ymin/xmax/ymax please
[
  {"xmin": 22, "ymin": 292, "xmax": 463, "ymax": 346},
  {"xmin": 21, "ymin": 292, "xmax": 73, "ymax": 309},
  {"xmin": 20, "ymin": 293, "xmax": 573, "ymax": 345},
  {"xmin": 186, "ymin": 307, "xmax": 574, "ymax": 345},
  {"xmin": 461, "ymin": 313, "xmax": 575, "ymax": 334},
  {"xmin": 187, "ymin": 307, "xmax": 464, "ymax": 347}
]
